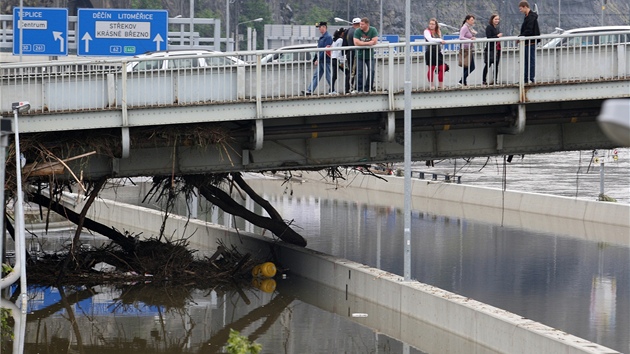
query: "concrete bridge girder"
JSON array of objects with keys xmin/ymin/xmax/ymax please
[
  {"xmin": 7, "ymin": 80, "xmax": 622, "ymax": 180},
  {"xmin": 50, "ymin": 101, "xmax": 613, "ymax": 179}
]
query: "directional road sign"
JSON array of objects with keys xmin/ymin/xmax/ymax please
[
  {"xmin": 78, "ymin": 9, "xmax": 168, "ymax": 56},
  {"xmin": 13, "ymin": 7, "xmax": 68, "ymax": 56}
]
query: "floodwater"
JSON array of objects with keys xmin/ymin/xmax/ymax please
[
  {"xmin": 2, "ymin": 149, "xmax": 629, "ymax": 353},
  {"xmin": 401, "ymin": 148, "xmax": 629, "ymax": 204}
]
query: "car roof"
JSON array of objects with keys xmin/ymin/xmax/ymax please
[
  {"xmin": 272, "ymin": 43, "xmax": 317, "ymax": 50},
  {"xmin": 562, "ymin": 26, "xmax": 630, "ymax": 34},
  {"xmin": 133, "ymin": 49, "xmax": 215, "ymax": 58},
  {"xmin": 129, "ymin": 49, "xmax": 247, "ymax": 65}
]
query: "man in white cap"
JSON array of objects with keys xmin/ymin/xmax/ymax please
[{"xmin": 343, "ymin": 17, "xmax": 361, "ymax": 93}]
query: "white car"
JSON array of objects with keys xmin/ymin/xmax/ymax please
[
  {"xmin": 259, "ymin": 43, "xmax": 317, "ymax": 64},
  {"xmin": 542, "ymin": 26, "xmax": 630, "ymax": 48},
  {"xmin": 125, "ymin": 49, "xmax": 247, "ymax": 71}
]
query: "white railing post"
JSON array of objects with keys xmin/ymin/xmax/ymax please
[{"xmin": 518, "ymin": 40, "xmax": 526, "ymax": 100}]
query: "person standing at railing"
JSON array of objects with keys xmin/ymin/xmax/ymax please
[
  {"xmin": 344, "ymin": 18, "xmax": 361, "ymax": 94},
  {"xmin": 424, "ymin": 19, "xmax": 448, "ymax": 90},
  {"xmin": 331, "ymin": 28, "xmax": 349, "ymax": 95},
  {"xmin": 353, "ymin": 17, "xmax": 378, "ymax": 93},
  {"xmin": 518, "ymin": 1, "xmax": 540, "ymax": 83},
  {"xmin": 458, "ymin": 15, "xmax": 477, "ymax": 86},
  {"xmin": 303, "ymin": 22, "xmax": 333, "ymax": 95},
  {"xmin": 482, "ymin": 14, "xmax": 503, "ymax": 85}
]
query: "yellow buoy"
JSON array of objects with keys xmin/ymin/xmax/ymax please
[
  {"xmin": 251, "ymin": 265, "xmax": 261, "ymax": 277},
  {"xmin": 260, "ymin": 279, "xmax": 276, "ymax": 292},
  {"xmin": 259, "ymin": 262, "xmax": 276, "ymax": 277},
  {"xmin": 252, "ymin": 262, "xmax": 276, "ymax": 278}
]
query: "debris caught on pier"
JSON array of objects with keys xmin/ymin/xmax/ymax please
[{"xmin": 27, "ymin": 238, "xmax": 260, "ymax": 288}]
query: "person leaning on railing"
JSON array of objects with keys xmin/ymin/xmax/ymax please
[
  {"xmin": 424, "ymin": 18, "xmax": 448, "ymax": 90},
  {"xmin": 353, "ymin": 17, "xmax": 378, "ymax": 93}
]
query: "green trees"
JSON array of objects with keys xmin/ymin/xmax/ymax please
[
  {"xmin": 295, "ymin": 4, "xmax": 334, "ymax": 26},
  {"xmin": 236, "ymin": 0, "xmax": 271, "ymax": 50}
]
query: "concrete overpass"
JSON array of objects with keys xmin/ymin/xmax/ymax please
[{"xmin": 1, "ymin": 34, "xmax": 628, "ymax": 179}]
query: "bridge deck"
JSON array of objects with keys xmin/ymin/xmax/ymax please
[{"xmin": 0, "ymin": 34, "xmax": 628, "ymax": 178}]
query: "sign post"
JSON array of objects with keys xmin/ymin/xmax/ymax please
[
  {"xmin": 12, "ymin": 7, "xmax": 68, "ymax": 56},
  {"xmin": 78, "ymin": 9, "xmax": 168, "ymax": 56}
]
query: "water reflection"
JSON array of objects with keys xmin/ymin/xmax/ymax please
[
  {"xmin": 240, "ymin": 180, "xmax": 629, "ymax": 354},
  {"xmin": 1, "ymin": 274, "xmax": 504, "ymax": 354}
]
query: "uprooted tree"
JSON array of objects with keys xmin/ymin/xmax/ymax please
[{"xmin": 1, "ymin": 125, "xmax": 384, "ymax": 284}]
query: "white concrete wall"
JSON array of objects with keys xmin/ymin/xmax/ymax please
[
  {"xmin": 245, "ymin": 174, "xmax": 630, "ymax": 246},
  {"xmin": 76, "ymin": 195, "xmax": 621, "ymax": 354}
]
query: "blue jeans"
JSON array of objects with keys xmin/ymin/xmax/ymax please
[
  {"xmin": 461, "ymin": 57, "xmax": 476, "ymax": 85},
  {"xmin": 524, "ymin": 45, "xmax": 536, "ymax": 83},
  {"xmin": 356, "ymin": 57, "xmax": 375, "ymax": 92},
  {"xmin": 307, "ymin": 60, "xmax": 332, "ymax": 93}
]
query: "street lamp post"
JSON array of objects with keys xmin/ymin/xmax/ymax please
[
  {"xmin": 0, "ymin": 118, "xmax": 11, "ymax": 278},
  {"xmin": 226, "ymin": 0, "xmax": 235, "ymax": 51},
  {"xmin": 558, "ymin": 0, "xmax": 561, "ymax": 28},
  {"xmin": 334, "ymin": 17, "xmax": 352, "ymax": 25},
  {"xmin": 403, "ymin": 0, "xmax": 411, "ymax": 282},
  {"xmin": 11, "ymin": 101, "xmax": 30, "ymax": 312},
  {"xmin": 236, "ymin": 17, "xmax": 263, "ymax": 51},
  {"xmin": 380, "ymin": 0, "xmax": 383, "ymax": 39},
  {"xmin": 438, "ymin": 22, "xmax": 460, "ymax": 34}
]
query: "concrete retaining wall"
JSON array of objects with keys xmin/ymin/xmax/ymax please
[
  {"xmin": 245, "ymin": 174, "xmax": 630, "ymax": 246},
  {"xmin": 76, "ymin": 195, "xmax": 620, "ymax": 354}
]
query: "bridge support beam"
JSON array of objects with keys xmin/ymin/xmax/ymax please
[
  {"xmin": 383, "ymin": 112, "xmax": 395, "ymax": 142},
  {"xmin": 121, "ymin": 127, "xmax": 130, "ymax": 158},
  {"xmin": 499, "ymin": 104, "xmax": 526, "ymax": 135},
  {"xmin": 250, "ymin": 119, "xmax": 264, "ymax": 150}
]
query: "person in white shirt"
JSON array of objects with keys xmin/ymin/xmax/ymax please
[{"xmin": 331, "ymin": 28, "xmax": 348, "ymax": 94}]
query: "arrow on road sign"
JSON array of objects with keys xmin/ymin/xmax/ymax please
[
  {"xmin": 53, "ymin": 31, "xmax": 64, "ymax": 52},
  {"xmin": 153, "ymin": 33, "xmax": 164, "ymax": 51},
  {"xmin": 82, "ymin": 32, "xmax": 92, "ymax": 53}
]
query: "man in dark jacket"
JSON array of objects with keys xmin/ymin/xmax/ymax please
[
  {"xmin": 519, "ymin": 1, "xmax": 540, "ymax": 83},
  {"xmin": 303, "ymin": 22, "xmax": 333, "ymax": 95}
]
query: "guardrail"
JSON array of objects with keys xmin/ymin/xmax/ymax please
[
  {"xmin": 412, "ymin": 171, "xmax": 462, "ymax": 184},
  {"xmin": 0, "ymin": 31, "xmax": 628, "ymax": 115}
]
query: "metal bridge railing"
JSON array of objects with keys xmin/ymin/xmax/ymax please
[{"xmin": 0, "ymin": 31, "xmax": 628, "ymax": 115}]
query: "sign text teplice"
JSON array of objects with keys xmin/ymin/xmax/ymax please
[{"xmin": 13, "ymin": 7, "xmax": 68, "ymax": 56}]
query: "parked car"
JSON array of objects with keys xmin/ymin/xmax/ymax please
[
  {"xmin": 259, "ymin": 43, "xmax": 317, "ymax": 64},
  {"xmin": 126, "ymin": 49, "xmax": 246, "ymax": 71},
  {"xmin": 542, "ymin": 26, "xmax": 630, "ymax": 48}
]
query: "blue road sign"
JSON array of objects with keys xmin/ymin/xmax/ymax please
[
  {"xmin": 381, "ymin": 35, "xmax": 399, "ymax": 43},
  {"xmin": 410, "ymin": 35, "xmax": 425, "ymax": 52},
  {"xmin": 13, "ymin": 7, "xmax": 68, "ymax": 56},
  {"xmin": 77, "ymin": 9, "xmax": 168, "ymax": 56}
]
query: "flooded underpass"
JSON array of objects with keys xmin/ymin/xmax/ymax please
[{"xmin": 2, "ymin": 150, "xmax": 629, "ymax": 353}]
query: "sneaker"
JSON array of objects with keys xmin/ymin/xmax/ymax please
[
  {"xmin": 329, "ymin": 91, "xmax": 338, "ymax": 95},
  {"xmin": 350, "ymin": 90, "xmax": 358, "ymax": 94},
  {"xmin": 302, "ymin": 91, "xmax": 312, "ymax": 96}
]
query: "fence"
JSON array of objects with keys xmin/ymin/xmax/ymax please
[{"xmin": 0, "ymin": 31, "xmax": 629, "ymax": 115}]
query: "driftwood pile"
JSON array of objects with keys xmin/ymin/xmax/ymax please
[{"xmin": 27, "ymin": 238, "xmax": 260, "ymax": 288}]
